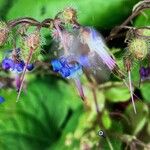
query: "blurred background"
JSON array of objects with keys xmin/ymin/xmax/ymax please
[{"xmin": 0, "ymin": 0, "xmax": 150, "ymax": 149}]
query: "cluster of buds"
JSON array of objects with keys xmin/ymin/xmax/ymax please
[
  {"xmin": 123, "ymin": 27, "xmax": 150, "ymax": 113},
  {"xmin": 124, "ymin": 27, "xmax": 150, "ymax": 74},
  {"xmin": 0, "ymin": 20, "xmax": 41, "ymax": 100}
]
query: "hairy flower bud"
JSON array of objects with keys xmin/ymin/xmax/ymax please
[
  {"xmin": 63, "ymin": 8, "xmax": 77, "ymax": 23},
  {"xmin": 25, "ymin": 31, "xmax": 40, "ymax": 50},
  {"xmin": 128, "ymin": 38, "xmax": 148, "ymax": 60},
  {"xmin": 0, "ymin": 21, "xmax": 9, "ymax": 46}
]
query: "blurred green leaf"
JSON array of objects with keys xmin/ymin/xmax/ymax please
[
  {"xmin": 0, "ymin": 76, "xmax": 82, "ymax": 150},
  {"xmin": 6, "ymin": 0, "xmax": 139, "ymax": 29},
  {"xmin": 140, "ymin": 83, "xmax": 150, "ymax": 103},
  {"xmin": 125, "ymin": 101, "xmax": 149, "ymax": 135},
  {"xmin": 134, "ymin": 9, "xmax": 150, "ymax": 27},
  {"xmin": 102, "ymin": 120, "xmax": 123, "ymax": 150},
  {"xmin": 48, "ymin": 106, "xmax": 83, "ymax": 150},
  {"xmin": 104, "ymin": 86, "xmax": 130, "ymax": 102},
  {"xmin": 102, "ymin": 110, "xmax": 112, "ymax": 129}
]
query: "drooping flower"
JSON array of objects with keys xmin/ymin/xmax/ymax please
[
  {"xmin": 2, "ymin": 57, "xmax": 25, "ymax": 74},
  {"xmin": 79, "ymin": 27, "xmax": 116, "ymax": 70},
  {"xmin": 1, "ymin": 47, "xmax": 35, "ymax": 100},
  {"xmin": 51, "ymin": 55, "xmax": 84, "ymax": 99},
  {"xmin": 14, "ymin": 60, "xmax": 25, "ymax": 73},
  {"xmin": 51, "ymin": 25, "xmax": 118, "ymax": 100},
  {"xmin": 51, "ymin": 55, "xmax": 83, "ymax": 79}
]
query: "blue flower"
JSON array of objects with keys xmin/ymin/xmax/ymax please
[
  {"xmin": 139, "ymin": 67, "xmax": 150, "ymax": 79},
  {"xmin": 51, "ymin": 59, "xmax": 63, "ymax": 72},
  {"xmin": 59, "ymin": 67, "xmax": 70, "ymax": 78},
  {"xmin": 2, "ymin": 58, "xmax": 14, "ymax": 70},
  {"xmin": 14, "ymin": 60, "xmax": 25, "ymax": 73},
  {"xmin": 51, "ymin": 56, "xmax": 83, "ymax": 79},
  {"xmin": 140, "ymin": 67, "xmax": 146, "ymax": 77},
  {"xmin": 0, "ymin": 96, "xmax": 5, "ymax": 104}
]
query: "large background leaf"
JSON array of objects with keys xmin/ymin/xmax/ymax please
[{"xmin": 0, "ymin": 76, "xmax": 82, "ymax": 149}]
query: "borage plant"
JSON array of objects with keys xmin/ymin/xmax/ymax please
[{"xmin": 0, "ymin": 2, "xmax": 150, "ymax": 115}]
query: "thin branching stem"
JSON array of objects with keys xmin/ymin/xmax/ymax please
[{"xmin": 106, "ymin": 0, "xmax": 150, "ymax": 41}]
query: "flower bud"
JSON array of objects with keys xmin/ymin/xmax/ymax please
[
  {"xmin": 124, "ymin": 56, "xmax": 132, "ymax": 72},
  {"xmin": 63, "ymin": 8, "xmax": 77, "ymax": 23},
  {"xmin": 25, "ymin": 31, "xmax": 40, "ymax": 50},
  {"xmin": 0, "ymin": 21, "xmax": 9, "ymax": 46},
  {"xmin": 128, "ymin": 38, "xmax": 148, "ymax": 60}
]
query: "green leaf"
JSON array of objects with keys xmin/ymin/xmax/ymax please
[
  {"xmin": 48, "ymin": 106, "xmax": 84, "ymax": 150},
  {"xmin": 140, "ymin": 83, "xmax": 150, "ymax": 103},
  {"xmin": 0, "ymin": 76, "xmax": 82, "ymax": 150},
  {"xmin": 102, "ymin": 110, "xmax": 112, "ymax": 129},
  {"xmin": 104, "ymin": 86, "xmax": 130, "ymax": 102},
  {"xmin": 101, "ymin": 120, "xmax": 123, "ymax": 150},
  {"xmin": 134, "ymin": 9, "xmax": 150, "ymax": 27},
  {"xmin": 125, "ymin": 101, "xmax": 149, "ymax": 135}
]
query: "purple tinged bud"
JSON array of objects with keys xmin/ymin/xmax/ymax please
[
  {"xmin": 139, "ymin": 67, "xmax": 150, "ymax": 79},
  {"xmin": 145, "ymin": 69, "xmax": 149, "ymax": 77},
  {"xmin": 27, "ymin": 64, "xmax": 34, "ymax": 71},
  {"xmin": 140, "ymin": 67, "xmax": 146, "ymax": 77}
]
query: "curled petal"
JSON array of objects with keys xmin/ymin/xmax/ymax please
[{"xmin": 80, "ymin": 27, "xmax": 116, "ymax": 70}]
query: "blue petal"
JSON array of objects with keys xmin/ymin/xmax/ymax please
[
  {"xmin": 59, "ymin": 67, "xmax": 70, "ymax": 78},
  {"xmin": 14, "ymin": 61, "xmax": 25, "ymax": 73},
  {"xmin": 2, "ymin": 58, "xmax": 14, "ymax": 70},
  {"xmin": 51, "ymin": 59, "xmax": 63, "ymax": 72},
  {"xmin": 0, "ymin": 96, "xmax": 5, "ymax": 104}
]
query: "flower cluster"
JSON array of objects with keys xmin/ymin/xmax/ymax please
[
  {"xmin": 2, "ymin": 56, "xmax": 34, "ymax": 74},
  {"xmin": 51, "ymin": 56, "xmax": 83, "ymax": 79}
]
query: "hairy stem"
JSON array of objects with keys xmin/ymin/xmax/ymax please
[
  {"xmin": 16, "ymin": 47, "xmax": 34, "ymax": 101},
  {"xmin": 128, "ymin": 71, "xmax": 137, "ymax": 114},
  {"xmin": 107, "ymin": 0, "xmax": 150, "ymax": 41}
]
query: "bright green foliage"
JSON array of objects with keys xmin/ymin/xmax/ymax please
[{"xmin": 0, "ymin": 0, "xmax": 150, "ymax": 150}]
